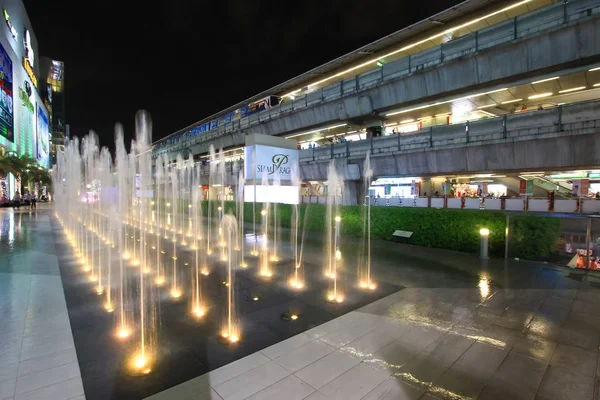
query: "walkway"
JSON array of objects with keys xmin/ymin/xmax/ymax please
[{"xmin": 0, "ymin": 206, "xmax": 84, "ymax": 400}]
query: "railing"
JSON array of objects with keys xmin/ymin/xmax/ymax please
[
  {"xmin": 154, "ymin": 0, "xmax": 600, "ymax": 157},
  {"xmin": 186, "ymin": 97, "xmax": 600, "ymax": 175},
  {"xmin": 300, "ymin": 195, "xmax": 600, "ymax": 214},
  {"xmin": 299, "ymin": 99, "xmax": 600, "ymax": 162}
]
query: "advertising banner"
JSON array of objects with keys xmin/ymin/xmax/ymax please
[
  {"xmin": 410, "ymin": 180, "xmax": 420, "ymax": 196},
  {"xmin": 0, "ymin": 41, "xmax": 13, "ymax": 142},
  {"xmin": 519, "ymin": 180, "xmax": 533, "ymax": 196},
  {"xmin": 572, "ymin": 179, "xmax": 590, "ymax": 197},
  {"xmin": 36, "ymin": 106, "xmax": 49, "ymax": 165},
  {"xmin": 244, "ymin": 145, "xmax": 299, "ymax": 182},
  {"xmin": 441, "ymin": 182, "xmax": 451, "ymax": 195},
  {"xmin": 477, "ymin": 182, "xmax": 488, "ymax": 195}
]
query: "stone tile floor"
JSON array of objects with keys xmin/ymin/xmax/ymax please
[
  {"xmin": 0, "ymin": 206, "xmax": 85, "ymax": 400},
  {"xmin": 146, "ymin": 236, "xmax": 600, "ymax": 399},
  {"xmin": 4, "ymin": 206, "xmax": 600, "ymax": 399},
  {"xmin": 147, "ymin": 283, "xmax": 600, "ymax": 400}
]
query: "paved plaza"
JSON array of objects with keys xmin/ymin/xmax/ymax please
[{"xmin": 2, "ymin": 206, "xmax": 600, "ymax": 399}]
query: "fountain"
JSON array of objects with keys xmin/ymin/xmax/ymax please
[
  {"xmin": 220, "ymin": 214, "xmax": 239, "ymax": 343},
  {"xmin": 290, "ymin": 164, "xmax": 304, "ymax": 289},
  {"xmin": 131, "ymin": 111, "xmax": 157, "ymax": 374},
  {"xmin": 51, "ymin": 109, "xmax": 387, "ymax": 384},
  {"xmin": 359, "ymin": 153, "xmax": 376, "ymax": 290},
  {"xmin": 115, "ymin": 125, "xmax": 132, "ymax": 338},
  {"xmin": 206, "ymin": 145, "xmax": 217, "ymax": 256},
  {"xmin": 98, "ymin": 147, "xmax": 113, "ymax": 310},
  {"xmin": 153, "ymin": 155, "xmax": 165, "ymax": 286},
  {"xmin": 169, "ymin": 157, "xmax": 182, "ymax": 299},
  {"xmin": 270, "ymin": 169, "xmax": 280, "ymax": 263},
  {"xmin": 191, "ymin": 160, "xmax": 205, "ymax": 318},
  {"xmin": 258, "ymin": 171, "xmax": 271, "ymax": 278},
  {"xmin": 324, "ymin": 161, "xmax": 345, "ymax": 303},
  {"xmin": 236, "ymin": 166, "xmax": 246, "ymax": 268}
]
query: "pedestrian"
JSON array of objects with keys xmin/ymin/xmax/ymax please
[{"xmin": 12, "ymin": 190, "xmax": 20, "ymax": 208}]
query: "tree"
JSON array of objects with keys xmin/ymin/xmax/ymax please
[
  {"xmin": 0, "ymin": 154, "xmax": 51, "ymax": 192},
  {"xmin": 0, "ymin": 155, "xmax": 17, "ymax": 176}
]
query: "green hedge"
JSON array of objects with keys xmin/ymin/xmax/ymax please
[{"xmin": 199, "ymin": 201, "xmax": 560, "ymax": 260}]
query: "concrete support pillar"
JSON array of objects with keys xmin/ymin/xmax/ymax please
[
  {"xmin": 355, "ymin": 180, "xmax": 367, "ymax": 206},
  {"xmin": 342, "ymin": 181, "xmax": 358, "ymax": 206},
  {"xmin": 420, "ymin": 179, "xmax": 433, "ymax": 196},
  {"xmin": 365, "ymin": 120, "xmax": 384, "ymax": 138}
]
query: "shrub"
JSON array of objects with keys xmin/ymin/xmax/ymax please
[{"xmin": 200, "ymin": 201, "xmax": 559, "ymax": 260}]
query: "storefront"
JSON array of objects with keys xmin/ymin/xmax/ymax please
[
  {"xmin": 0, "ymin": 1, "xmax": 49, "ymax": 170},
  {"xmin": 369, "ymin": 177, "xmax": 418, "ymax": 198}
]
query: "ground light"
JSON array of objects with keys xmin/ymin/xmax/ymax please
[
  {"xmin": 116, "ymin": 327, "xmax": 131, "ymax": 340},
  {"xmin": 327, "ymin": 293, "xmax": 344, "ymax": 303},
  {"xmin": 129, "ymin": 352, "xmax": 152, "ymax": 375},
  {"xmin": 193, "ymin": 307, "xmax": 205, "ymax": 318},
  {"xmin": 360, "ymin": 281, "xmax": 377, "ymax": 290},
  {"xmin": 220, "ymin": 332, "xmax": 239, "ymax": 344},
  {"xmin": 289, "ymin": 277, "xmax": 304, "ymax": 289},
  {"xmin": 480, "ymin": 228, "xmax": 489, "ymax": 259},
  {"xmin": 281, "ymin": 312, "xmax": 299, "ymax": 321}
]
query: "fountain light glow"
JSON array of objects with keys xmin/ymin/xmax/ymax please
[
  {"xmin": 116, "ymin": 327, "xmax": 131, "ymax": 339},
  {"xmin": 129, "ymin": 352, "xmax": 152, "ymax": 375}
]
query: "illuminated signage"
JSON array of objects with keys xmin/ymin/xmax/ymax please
[
  {"xmin": 244, "ymin": 145, "xmax": 298, "ymax": 181},
  {"xmin": 37, "ymin": 106, "xmax": 49, "ymax": 164},
  {"xmin": 3, "ymin": 9, "xmax": 17, "ymax": 40},
  {"xmin": 0, "ymin": 41, "xmax": 14, "ymax": 143},
  {"xmin": 18, "ymin": 87, "xmax": 33, "ymax": 113},
  {"xmin": 23, "ymin": 58, "xmax": 36, "ymax": 87},
  {"xmin": 23, "ymin": 29, "xmax": 34, "ymax": 67}
]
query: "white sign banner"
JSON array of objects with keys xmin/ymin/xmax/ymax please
[{"xmin": 244, "ymin": 145, "xmax": 298, "ymax": 182}]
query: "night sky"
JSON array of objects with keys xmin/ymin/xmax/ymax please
[{"xmin": 24, "ymin": 0, "xmax": 462, "ymax": 150}]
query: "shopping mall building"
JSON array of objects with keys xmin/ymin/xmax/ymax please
[{"xmin": 0, "ymin": 0, "xmax": 53, "ymax": 198}]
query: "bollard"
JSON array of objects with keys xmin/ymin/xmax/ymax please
[{"xmin": 480, "ymin": 228, "xmax": 489, "ymax": 259}]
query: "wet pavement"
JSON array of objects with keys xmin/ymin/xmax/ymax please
[
  {"xmin": 150, "ymin": 229, "xmax": 600, "ymax": 399},
  {"xmin": 0, "ymin": 205, "xmax": 85, "ymax": 400},
  {"xmin": 3, "ymin": 206, "xmax": 600, "ymax": 399}
]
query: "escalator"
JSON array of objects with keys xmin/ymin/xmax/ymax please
[{"xmin": 519, "ymin": 175, "xmax": 572, "ymax": 198}]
